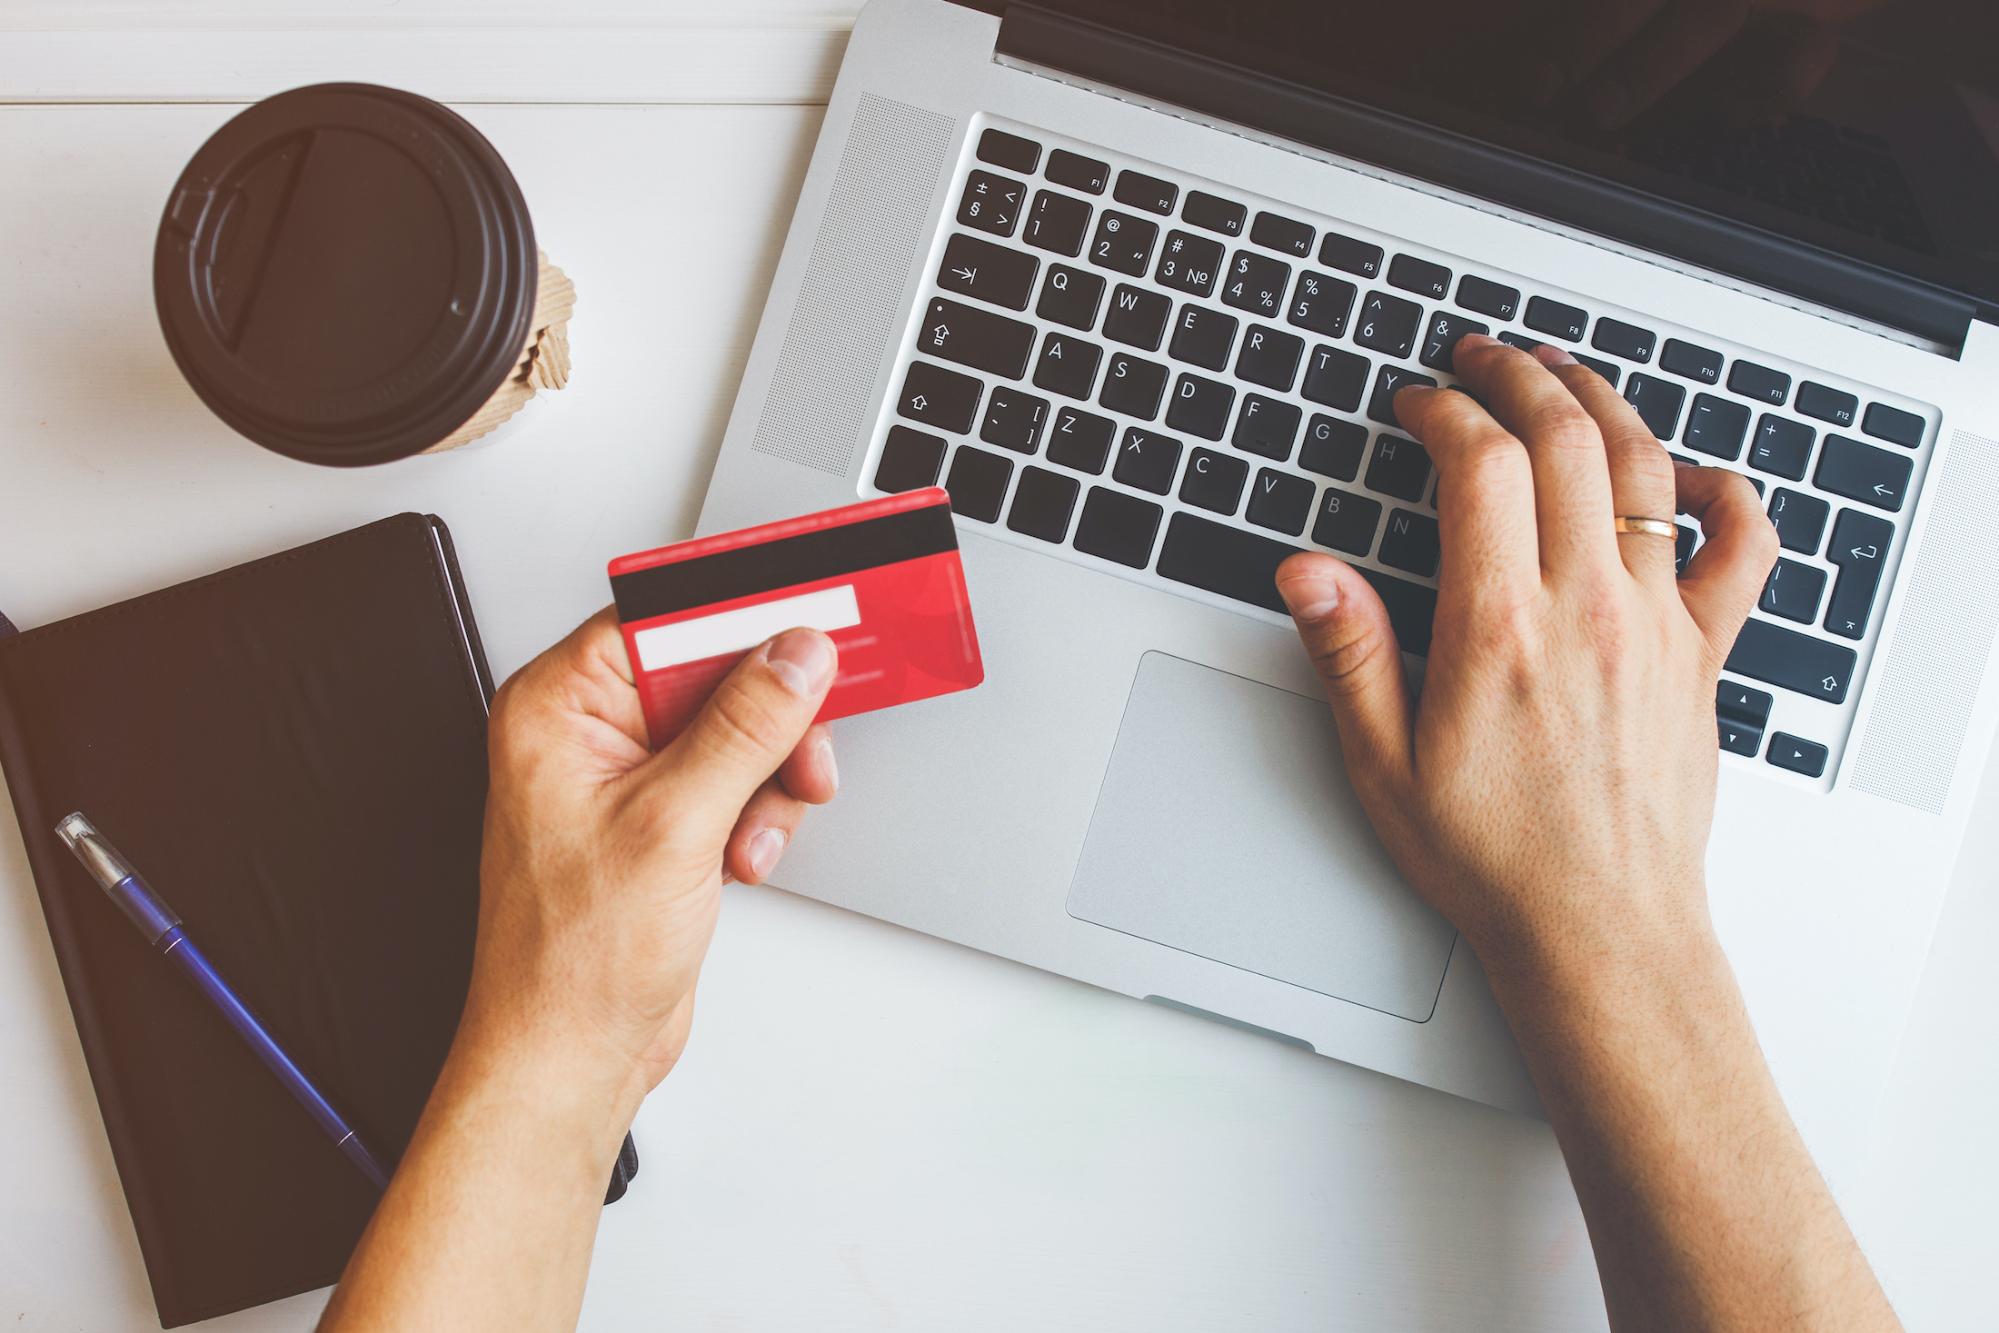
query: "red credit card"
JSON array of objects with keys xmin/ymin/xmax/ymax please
[{"xmin": 609, "ymin": 488, "xmax": 983, "ymax": 749}]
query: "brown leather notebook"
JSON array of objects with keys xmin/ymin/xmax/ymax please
[{"xmin": 0, "ymin": 514, "xmax": 498, "ymax": 1326}]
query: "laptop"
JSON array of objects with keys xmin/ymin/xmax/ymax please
[{"xmin": 697, "ymin": 0, "xmax": 1999, "ymax": 1178}]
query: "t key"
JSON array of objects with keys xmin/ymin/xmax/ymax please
[{"xmin": 1824, "ymin": 508, "xmax": 1893, "ymax": 640}]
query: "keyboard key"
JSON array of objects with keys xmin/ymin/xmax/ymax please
[
  {"xmin": 1182, "ymin": 191, "xmax": 1247, "ymax": 237},
  {"xmin": 1312, "ymin": 486, "xmax": 1381, "ymax": 555},
  {"xmin": 1797, "ymin": 381, "xmax": 1859, "ymax": 430},
  {"xmin": 1072, "ymin": 486, "xmax": 1162, "ymax": 568},
  {"xmin": 976, "ymin": 128, "xmax": 1041, "ymax": 173},
  {"xmin": 1251, "ymin": 211, "xmax": 1315, "ymax": 258},
  {"xmin": 1166, "ymin": 373, "xmax": 1236, "ymax": 441},
  {"xmin": 1574, "ymin": 353, "xmax": 1622, "ymax": 388},
  {"xmin": 1368, "ymin": 366, "xmax": 1436, "ymax": 428},
  {"xmin": 1318, "ymin": 231, "xmax": 1384, "ymax": 280},
  {"xmin": 1179, "ymin": 447, "xmax": 1249, "ymax": 513},
  {"xmin": 1379, "ymin": 508, "xmax": 1441, "ymax": 577},
  {"xmin": 1824, "ymin": 508, "xmax": 1893, "ymax": 640},
  {"xmin": 875, "ymin": 425, "xmax": 946, "ymax": 493},
  {"xmin": 1455, "ymin": 273, "xmax": 1520, "ymax": 321},
  {"xmin": 1719, "ymin": 718, "xmax": 1763, "ymax": 757},
  {"xmin": 944, "ymin": 445, "xmax": 1013, "ymax": 522},
  {"xmin": 1223, "ymin": 251, "xmax": 1292, "ymax": 317},
  {"xmin": 1660, "ymin": 338, "xmax": 1724, "ymax": 385},
  {"xmin": 1354, "ymin": 290, "xmax": 1422, "ymax": 358},
  {"xmin": 1303, "ymin": 345, "xmax": 1371, "ymax": 412},
  {"xmin": 940, "ymin": 233, "xmax": 1039, "ymax": 310},
  {"xmin": 1725, "ymin": 618, "xmax": 1858, "ymax": 704},
  {"xmin": 1301, "ymin": 415, "xmax": 1368, "ymax": 479},
  {"xmin": 1156, "ymin": 511, "xmax": 1296, "ymax": 613},
  {"xmin": 1728, "ymin": 360, "xmax": 1791, "ymax": 406},
  {"xmin": 1759, "ymin": 558, "xmax": 1827, "ymax": 623},
  {"xmin": 899, "ymin": 360, "xmax": 982, "ymax": 433},
  {"xmin": 1154, "ymin": 230, "xmax": 1225, "ymax": 297},
  {"xmin": 957, "ymin": 170, "xmax": 1025, "ymax": 237},
  {"xmin": 1036, "ymin": 264, "xmax": 1105, "ymax": 330},
  {"xmin": 1388, "ymin": 253, "xmax": 1452, "ymax": 300},
  {"xmin": 1862, "ymin": 402, "xmax": 1924, "ymax": 448},
  {"xmin": 1089, "ymin": 210, "xmax": 1159, "ymax": 276},
  {"xmin": 1357, "ymin": 568, "xmax": 1438, "ymax": 655},
  {"xmin": 1113, "ymin": 427, "xmax": 1183, "ymax": 494},
  {"xmin": 921, "ymin": 297, "xmax": 1035, "ymax": 379},
  {"xmin": 1235, "ymin": 325, "xmax": 1305, "ymax": 391},
  {"xmin": 1046, "ymin": 407, "xmax": 1117, "ymax": 474},
  {"xmin": 1100, "ymin": 352, "xmax": 1170, "ymax": 420},
  {"xmin": 1675, "ymin": 523, "xmax": 1697, "ymax": 572},
  {"xmin": 1233, "ymin": 395, "xmax": 1301, "ymax": 460},
  {"xmin": 1104, "ymin": 284, "xmax": 1171, "ymax": 350},
  {"xmin": 1681, "ymin": 392, "xmax": 1750, "ymax": 459},
  {"xmin": 1717, "ymin": 681, "xmax": 1774, "ymax": 727},
  {"xmin": 1767, "ymin": 733, "xmax": 1828, "ymax": 778},
  {"xmin": 1764, "ymin": 492, "xmax": 1828, "ymax": 561},
  {"xmin": 1366, "ymin": 432, "xmax": 1432, "ymax": 501},
  {"xmin": 1006, "ymin": 465, "xmax": 1079, "ymax": 542},
  {"xmin": 1024, "ymin": 189, "xmax": 1093, "ymax": 257},
  {"xmin": 1168, "ymin": 305, "xmax": 1239, "ymax": 371},
  {"xmin": 1046, "ymin": 148, "xmax": 1110, "ymax": 195},
  {"xmin": 1247, "ymin": 468, "xmax": 1314, "ymax": 535},
  {"xmin": 1624, "ymin": 373, "xmax": 1687, "ymax": 440},
  {"xmin": 1591, "ymin": 317, "xmax": 1656, "ymax": 363},
  {"xmin": 1114, "ymin": 170, "xmax": 1178, "ymax": 215},
  {"xmin": 1746, "ymin": 414, "xmax": 1814, "ymax": 479},
  {"xmin": 1525, "ymin": 296, "xmax": 1589, "ymax": 343},
  {"xmin": 1032, "ymin": 331, "xmax": 1103, "ymax": 400},
  {"xmin": 1288, "ymin": 271, "xmax": 1357, "ymax": 339},
  {"xmin": 980, "ymin": 386, "xmax": 1051, "ymax": 454},
  {"xmin": 1815, "ymin": 434, "xmax": 1912, "ymax": 511},
  {"xmin": 1419, "ymin": 311, "xmax": 1490, "ymax": 372}
]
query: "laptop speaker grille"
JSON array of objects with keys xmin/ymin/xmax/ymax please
[{"xmin": 751, "ymin": 93, "xmax": 957, "ymax": 475}]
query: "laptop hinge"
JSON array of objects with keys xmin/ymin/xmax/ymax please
[{"xmin": 996, "ymin": 4, "xmax": 1978, "ymax": 356}]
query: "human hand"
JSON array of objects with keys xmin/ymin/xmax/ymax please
[{"xmin": 1275, "ymin": 335, "xmax": 1777, "ymax": 993}]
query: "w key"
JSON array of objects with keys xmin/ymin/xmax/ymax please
[{"xmin": 921, "ymin": 297, "xmax": 1036, "ymax": 379}]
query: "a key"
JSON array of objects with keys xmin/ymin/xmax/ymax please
[
  {"xmin": 1824, "ymin": 508, "xmax": 1893, "ymax": 640},
  {"xmin": 1815, "ymin": 434, "xmax": 1912, "ymax": 511},
  {"xmin": 1104, "ymin": 284, "xmax": 1172, "ymax": 351},
  {"xmin": 1624, "ymin": 372, "xmax": 1687, "ymax": 440},
  {"xmin": 1251, "ymin": 211, "xmax": 1316, "ymax": 258},
  {"xmin": 1223, "ymin": 250, "xmax": 1292, "ymax": 317},
  {"xmin": 1455, "ymin": 274, "xmax": 1520, "ymax": 321},
  {"xmin": 1388, "ymin": 253, "xmax": 1452, "ymax": 300},
  {"xmin": 1419, "ymin": 311, "xmax": 1490, "ymax": 372},
  {"xmin": 1046, "ymin": 407, "xmax": 1117, "ymax": 474},
  {"xmin": 1797, "ymin": 381, "xmax": 1859, "ymax": 429},
  {"xmin": 1319, "ymin": 231, "xmax": 1384, "ymax": 279},
  {"xmin": 1379, "ymin": 508, "xmax": 1442, "ymax": 577},
  {"xmin": 1747, "ymin": 414, "xmax": 1814, "ymax": 479},
  {"xmin": 1114, "ymin": 169, "xmax": 1178, "ymax": 215},
  {"xmin": 1525, "ymin": 295, "xmax": 1589, "ymax": 342},
  {"xmin": 1046, "ymin": 149, "xmax": 1110, "ymax": 195},
  {"xmin": 1156, "ymin": 511, "xmax": 1297, "ymax": 613},
  {"xmin": 1303, "ymin": 345, "xmax": 1371, "ymax": 412},
  {"xmin": 1154, "ymin": 230, "xmax": 1225, "ymax": 297},
  {"xmin": 1862, "ymin": 402, "xmax": 1924, "ymax": 448},
  {"xmin": 1288, "ymin": 270, "xmax": 1357, "ymax": 339},
  {"xmin": 1182, "ymin": 191, "xmax": 1247, "ymax": 237},
  {"xmin": 1759, "ymin": 558, "xmax": 1828, "ymax": 623},
  {"xmin": 1301, "ymin": 415, "xmax": 1368, "ymax": 479},
  {"xmin": 1366, "ymin": 431, "xmax": 1433, "ymax": 501},
  {"xmin": 922, "ymin": 297, "xmax": 1035, "ymax": 379},
  {"xmin": 1032, "ymin": 331, "xmax": 1104, "ymax": 401},
  {"xmin": 1232, "ymin": 395, "xmax": 1301, "ymax": 461},
  {"xmin": 1113, "ymin": 427, "xmax": 1182, "ymax": 494},
  {"xmin": 1312, "ymin": 486, "xmax": 1382, "ymax": 555},
  {"xmin": 1368, "ymin": 365, "xmax": 1437, "ymax": 428},
  {"xmin": 1591, "ymin": 317, "xmax": 1656, "ymax": 363},
  {"xmin": 944, "ymin": 445, "xmax": 1013, "ymax": 522},
  {"xmin": 976, "ymin": 128, "xmax": 1041, "ymax": 173},
  {"xmin": 1089, "ymin": 210, "xmax": 1159, "ymax": 277},
  {"xmin": 1724, "ymin": 618, "xmax": 1858, "ymax": 704},
  {"xmin": 1179, "ymin": 447, "xmax": 1249, "ymax": 513},
  {"xmin": 980, "ymin": 386, "xmax": 1051, "ymax": 454},
  {"xmin": 1353, "ymin": 290, "xmax": 1422, "ymax": 359},
  {"xmin": 1681, "ymin": 392, "xmax": 1750, "ymax": 460},
  {"xmin": 1168, "ymin": 304, "xmax": 1239, "ymax": 371},
  {"xmin": 1072, "ymin": 486, "xmax": 1162, "ymax": 568},
  {"xmin": 1767, "ymin": 734, "xmax": 1829, "ymax": 779},
  {"xmin": 1659, "ymin": 338, "xmax": 1723, "ymax": 385},
  {"xmin": 1099, "ymin": 352, "xmax": 1170, "ymax": 420},
  {"xmin": 1719, "ymin": 718, "xmax": 1764, "ymax": 757},
  {"xmin": 939, "ymin": 233, "xmax": 1039, "ymax": 311},
  {"xmin": 899, "ymin": 360, "xmax": 982, "ymax": 434},
  {"xmin": 1235, "ymin": 325, "xmax": 1305, "ymax": 391},
  {"xmin": 874, "ymin": 425, "xmax": 947, "ymax": 493},
  {"xmin": 1247, "ymin": 468, "xmax": 1314, "ymax": 535},
  {"xmin": 958, "ymin": 170, "xmax": 1025, "ymax": 237},
  {"xmin": 1728, "ymin": 360, "xmax": 1790, "ymax": 406},
  {"xmin": 1165, "ymin": 373, "xmax": 1236, "ymax": 441},
  {"xmin": 1006, "ymin": 465, "xmax": 1080, "ymax": 542},
  {"xmin": 1036, "ymin": 264, "xmax": 1105, "ymax": 330},
  {"xmin": 1716, "ymin": 681, "xmax": 1775, "ymax": 727},
  {"xmin": 1024, "ymin": 189, "xmax": 1093, "ymax": 257},
  {"xmin": 1768, "ymin": 488, "xmax": 1830, "ymax": 554}
]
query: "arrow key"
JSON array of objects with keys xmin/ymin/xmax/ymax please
[
  {"xmin": 1767, "ymin": 733, "xmax": 1829, "ymax": 779},
  {"xmin": 939, "ymin": 233, "xmax": 1039, "ymax": 311},
  {"xmin": 1824, "ymin": 508, "xmax": 1894, "ymax": 640},
  {"xmin": 1719, "ymin": 719, "xmax": 1764, "ymax": 758}
]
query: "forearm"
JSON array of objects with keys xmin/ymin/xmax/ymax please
[{"xmin": 1488, "ymin": 925, "xmax": 1898, "ymax": 1332}]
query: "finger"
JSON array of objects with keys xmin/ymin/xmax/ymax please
[
  {"xmin": 1575, "ymin": 0, "xmax": 1748, "ymax": 130},
  {"xmin": 490, "ymin": 606, "xmax": 651, "ymax": 766},
  {"xmin": 1275, "ymin": 553, "xmax": 1416, "ymax": 801},
  {"xmin": 1543, "ymin": 354, "xmax": 1679, "ymax": 584},
  {"xmin": 1451, "ymin": 336, "xmax": 1618, "ymax": 577},
  {"xmin": 1392, "ymin": 378, "xmax": 1540, "ymax": 604},
  {"xmin": 725, "ymin": 777, "xmax": 810, "ymax": 886},
  {"xmin": 1675, "ymin": 464, "xmax": 1779, "ymax": 666},
  {"xmin": 777, "ymin": 724, "xmax": 839, "ymax": 805}
]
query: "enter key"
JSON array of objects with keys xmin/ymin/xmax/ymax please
[{"xmin": 1825, "ymin": 508, "xmax": 1895, "ymax": 641}]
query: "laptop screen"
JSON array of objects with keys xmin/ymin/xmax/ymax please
[{"xmin": 997, "ymin": 0, "xmax": 1999, "ymax": 320}]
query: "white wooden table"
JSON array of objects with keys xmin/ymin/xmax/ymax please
[{"xmin": 2, "ymin": 4, "xmax": 1994, "ymax": 1329}]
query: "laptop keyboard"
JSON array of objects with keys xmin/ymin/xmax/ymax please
[{"xmin": 860, "ymin": 117, "xmax": 1940, "ymax": 787}]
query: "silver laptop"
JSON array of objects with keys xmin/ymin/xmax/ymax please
[{"xmin": 698, "ymin": 0, "xmax": 1999, "ymax": 1170}]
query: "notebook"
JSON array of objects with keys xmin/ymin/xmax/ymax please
[{"xmin": 0, "ymin": 513, "xmax": 630, "ymax": 1327}]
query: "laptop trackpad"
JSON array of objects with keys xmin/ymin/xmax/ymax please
[{"xmin": 1066, "ymin": 652, "xmax": 1456, "ymax": 1022}]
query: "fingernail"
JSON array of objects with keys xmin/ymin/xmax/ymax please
[
  {"xmin": 747, "ymin": 828, "xmax": 787, "ymax": 880},
  {"xmin": 766, "ymin": 629, "xmax": 837, "ymax": 696},
  {"xmin": 817, "ymin": 736, "xmax": 839, "ymax": 795},
  {"xmin": 721, "ymin": 868, "xmax": 736, "ymax": 885},
  {"xmin": 1533, "ymin": 342, "xmax": 1578, "ymax": 367},
  {"xmin": 1276, "ymin": 569, "xmax": 1340, "ymax": 621},
  {"xmin": 1456, "ymin": 332, "xmax": 1497, "ymax": 352}
]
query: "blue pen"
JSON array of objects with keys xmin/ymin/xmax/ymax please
[{"xmin": 55, "ymin": 812, "xmax": 389, "ymax": 1190}]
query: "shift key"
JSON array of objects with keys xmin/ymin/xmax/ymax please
[
  {"xmin": 919, "ymin": 297, "xmax": 1038, "ymax": 379},
  {"xmin": 1725, "ymin": 617, "xmax": 1858, "ymax": 705}
]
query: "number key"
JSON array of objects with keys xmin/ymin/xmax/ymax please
[
  {"xmin": 1223, "ymin": 250, "xmax": 1292, "ymax": 317},
  {"xmin": 1289, "ymin": 271, "xmax": 1357, "ymax": 339},
  {"xmin": 1154, "ymin": 229, "xmax": 1225, "ymax": 297},
  {"xmin": 1354, "ymin": 290, "xmax": 1422, "ymax": 358},
  {"xmin": 1089, "ymin": 210, "xmax": 1159, "ymax": 277}
]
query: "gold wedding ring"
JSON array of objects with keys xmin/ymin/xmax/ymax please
[{"xmin": 1613, "ymin": 516, "xmax": 1677, "ymax": 538}]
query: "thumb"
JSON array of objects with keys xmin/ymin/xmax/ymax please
[{"xmin": 1275, "ymin": 553, "xmax": 1417, "ymax": 794}]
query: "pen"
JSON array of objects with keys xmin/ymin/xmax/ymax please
[{"xmin": 54, "ymin": 812, "xmax": 390, "ymax": 1190}]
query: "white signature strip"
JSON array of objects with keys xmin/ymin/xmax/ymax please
[{"xmin": 634, "ymin": 584, "xmax": 861, "ymax": 672}]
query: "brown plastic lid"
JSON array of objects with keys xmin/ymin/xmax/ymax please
[{"xmin": 154, "ymin": 83, "xmax": 537, "ymax": 466}]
